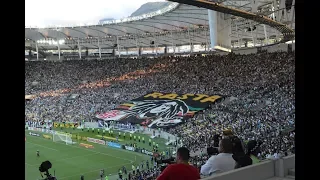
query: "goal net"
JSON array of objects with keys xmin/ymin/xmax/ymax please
[{"xmin": 53, "ymin": 132, "xmax": 76, "ymax": 145}]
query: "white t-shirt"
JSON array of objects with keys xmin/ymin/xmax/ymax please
[
  {"xmin": 274, "ymin": 153, "xmax": 280, "ymax": 159},
  {"xmin": 200, "ymin": 153, "xmax": 236, "ymax": 176}
]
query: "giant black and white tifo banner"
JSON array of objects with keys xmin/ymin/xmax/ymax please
[{"xmin": 95, "ymin": 92, "xmax": 222, "ymax": 128}]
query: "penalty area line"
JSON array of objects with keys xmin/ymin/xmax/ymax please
[
  {"xmin": 25, "ymin": 163, "xmax": 37, "ymax": 167},
  {"xmin": 58, "ymin": 162, "xmax": 132, "ymax": 180},
  {"xmin": 27, "ymin": 152, "xmax": 100, "ymax": 167},
  {"xmin": 26, "ymin": 141, "xmax": 59, "ymax": 151},
  {"xmin": 28, "ymin": 134, "xmax": 134, "ymax": 162}
]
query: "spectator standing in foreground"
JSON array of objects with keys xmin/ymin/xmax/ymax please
[
  {"xmin": 231, "ymin": 137, "xmax": 252, "ymax": 169},
  {"xmin": 157, "ymin": 147, "xmax": 200, "ymax": 180},
  {"xmin": 247, "ymin": 140, "xmax": 262, "ymax": 164},
  {"xmin": 200, "ymin": 139, "xmax": 235, "ymax": 176}
]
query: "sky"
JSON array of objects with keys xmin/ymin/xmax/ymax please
[{"xmin": 25, "ymin": 0, "xmax": 165, "ymax": 27}]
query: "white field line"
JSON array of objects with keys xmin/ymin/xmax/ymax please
[
  {"xmin": 58, "ymin": 162, "xmax": 132, "ymax": 180},
  {"xmin": 26, "ymin": 141, "xmax": 59, "ymax": 151},
  {"xmin": 27, "ymin": 152, "xmax": 100, "ymax": 166},
  {"xmin": 25, "ymin": 163, "xmax": 37, "ymax": 167},
  {"xmin": 27, "ymin": 134, "xmax": 133, "ymax": 162},
  {"xmin": 94, "ymin": 135, "xmax": 143, "ymax": 157},
  {"xmin": 53, "ymin": 152, "xmax": 99, "ymax": 162}
]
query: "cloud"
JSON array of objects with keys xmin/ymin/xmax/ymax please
[{"xmin": 25, "ymin": 0, "xmax": 165, "ymax": 27}]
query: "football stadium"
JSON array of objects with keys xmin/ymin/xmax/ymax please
[{"xmin": 25, "ymin": 0, "xmax": 295, "ymax": 180}]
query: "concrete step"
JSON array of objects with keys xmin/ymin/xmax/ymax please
[
  {"xmin": 288, "ymin": 169, "xmax": 295, "ymax": 176},
  {"xmin": 286, "ymin": 175, "xmax": 295, "ymax": 179},
  {"xmin": 267, "ymin": 177, "xmax": 294, "ymax": 180}
]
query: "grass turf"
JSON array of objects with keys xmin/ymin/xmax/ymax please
[
  {"xmin": 26, "ymin": 127, "xmax": 173, "ymax": 180},
  {"xmin": 51, "ymin": 127, "xmax": 175, "ymax": 153}
]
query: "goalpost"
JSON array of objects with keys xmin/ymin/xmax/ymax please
[{"xmin": 53, "ymin": 132, "xmax": 76, "ymax": 145}]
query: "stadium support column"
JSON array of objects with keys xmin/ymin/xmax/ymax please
[
  {"xmin": 35, "ymin": 43, "xmax": 39, "ymax": 60},
  {"xmin": 78, "ymin": 39, "xmax": 81, "ymax": 59},
  {"xmin": 275, "ymin": 0, "xmax": 281, "ymax": 22},
  {"xmin": 117, "ymin": 36, "xmax": 120, "ymax": 58},
  {"xmin": 255, "ymin": 26, "xmax": 258, "ymax": 47},
  {"xmin": 187, "ymin": 27, "xmax": 192, "ymax": 53},
  {"xmin": 205, "ymin": 24, "xmax": 208, "ymax": 51},
  {"xmin": 290, "ymin": 0, "xmax": 295, "ymax": 44},
  {"xmin": 98, "ymin": 38, "xmax": 101, "ymax": 59},
  {"xmin": 271, "ymin": 0, "xmax": 276, "ymax": 20},
  {"xmin": 289, "ymin": 0, "xmax": 295, "ymax": 29},
  {"xmin": 135, "ymin": 36, "xmax": 140, "ymax": 57},
  {"xmin": 57, "ymin": 39, "xmax": 61, "ymax": 60},
  {"xmin": 171, "ymin": 30, "xmax": 175, "ymax": 55},
  {"xmin": 236, "ymin": 24, "xmax": 240, "ymax": 48},
  {"xmin": 263, "ymin": 25, "xmax": 268, "ymax": 45},
  {"xmin": 250, "ymin": 21, "xmax": 255, "ymax": 47},
  {"xmin": 208, "ymin": 10, "xmax": 218, "ymax": 49},
  {"xmin": 153, "ymin": 27, "xmax": 157, "ymax": 55},
  {"xmin": 250, "ymin": 0, "xmax": 258, "ymax": 13}
]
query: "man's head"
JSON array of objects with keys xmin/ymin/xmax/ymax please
[
  {"xmin": 176, "ymin": 147, "xmax": 190, "ymax": 164},
  {"xmin": 218, "ymin": 139, "xmax": 233, "ymax": 153}
]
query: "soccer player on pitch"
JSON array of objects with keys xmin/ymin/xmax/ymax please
[
  {"xmin": 37, "ymin": 150, "xmax": 40, "ymax": 157},
  {"xmin": 100, "ymin": 169, "xmax": 104, "ymax": 180}
]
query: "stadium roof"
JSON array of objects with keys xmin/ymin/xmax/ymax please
[{"xmin": 25, "ymin": 0, "xmax": 295, "ymax": 50}]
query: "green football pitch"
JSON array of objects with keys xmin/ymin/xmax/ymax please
[{"xmin": 25, "ymin": 128, "xmax": 172, "ymax": 180}]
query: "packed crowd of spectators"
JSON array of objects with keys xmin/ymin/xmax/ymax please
[
  {"xmin": 129, "ymin": 168, "xmax": 161, "ymax": 180},
  {"xmin": 25, "ymin": 51, "xmax": 295, "ymax": 178}
]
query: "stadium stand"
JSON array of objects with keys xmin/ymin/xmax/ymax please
[
  {"xmin": 25, "ymin": 0, "xmax": 295, "ymax": 179},
  {"xmin": 26, "ymin": 50, "xmax": 295, "ymax": 179}
]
